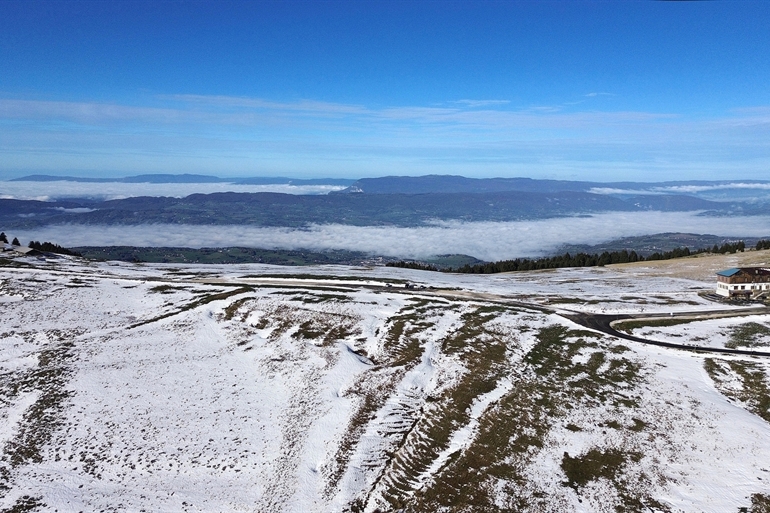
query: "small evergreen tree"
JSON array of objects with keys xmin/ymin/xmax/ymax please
[
  {"xmin": 0, "ymin": 232, "xmax": 7, "ymax": 243},
  {"xmin": 11, "ymin": 237, "xmax": 20, "ymax": 246}
]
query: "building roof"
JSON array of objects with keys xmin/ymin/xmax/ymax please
[{"xmin": 717, "ymin": 267, "xmax": 770, "ymax": 278}]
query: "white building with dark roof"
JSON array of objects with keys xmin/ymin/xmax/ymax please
[{"xmin": 715, "ymin": 267, "xmax": 770, "ymax": 299}]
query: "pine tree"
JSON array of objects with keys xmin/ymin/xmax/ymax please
[
  {"xmin": 11, "ymin": 237, "xmax": 20, "ymax": 246},
  {"xmin": 0, "ymin": 232, "xmax": 7, "ymax": 243}
]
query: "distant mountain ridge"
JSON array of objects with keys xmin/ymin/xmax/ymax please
[
  {"xmin": 10, "ymin": 173, "xmax": 770, "ymax": 200},
  {"xmin": 0, "ymin": 189, "xmax": 746, "ymax": 230},
  {"xmin": 334, "ymin": 174, "xmax": 770, "ymax": 195},
  {"xmin": 3, "ymin": 174, "xmax": 769, "ymax": 233},
  {"xmin": 333, "ymin": 175, "xmax": 595, "ymax": 194}
]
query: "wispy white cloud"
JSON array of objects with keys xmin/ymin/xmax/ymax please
[
  {"xmin": 589, "ymin": 182, "xmax": 770, "ymax": 197},
  {"xmin": 450, "ymin": 99, "xmax": 511, "ymax": 108},
  {"xmin": 1, "ymin": 94, "xmax": 770, "ymax": 180},
  {"xmin": 654, "ymin": 183, "xmax": 770, "ymax": 193},
  {"xmin": 588, "ymin": 188, "xmax": 664, "ymax": 196},
  {"xmin": 587, "ymin": 183, "xmax": 770, "ymax": 205},
  {"xmin": 165, "ymin": 94, "xmax": 370, "ymax": 116},
  {"xmin": 12, "ymin": 212, "xmax": 770, "ymax": 261},
  {"xmin": 0, "ymin": 95, "xmax": 684, "ymax": 132}
]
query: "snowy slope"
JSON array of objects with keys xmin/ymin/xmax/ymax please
[{"xmin": 1, "ymin": 256, "xmax": 769, "ymax": 512}]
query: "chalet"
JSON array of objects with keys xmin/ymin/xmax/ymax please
[{"xmin": 715, "ymin": 267, "xmax": 770, "ymax": 299}]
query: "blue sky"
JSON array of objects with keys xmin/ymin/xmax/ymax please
[{"xmin": 1, "ymin": 0, "xmax": 769, "ymax": 181}]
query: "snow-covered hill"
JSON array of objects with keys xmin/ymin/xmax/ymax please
[{"xmin": 1, "ymin": 256, "xmax": 769, "ymax": 512}]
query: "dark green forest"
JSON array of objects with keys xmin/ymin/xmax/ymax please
[{"xmin": 388, "ymin": 240, "xmax": 764, "ymax": 275}]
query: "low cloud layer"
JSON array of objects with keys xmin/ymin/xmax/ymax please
[
  {"xmin": 657, "ymin": 183, "xmax": 770, "ymax": 194},
  {"xmin": 589, "ymin": 182, "xmax": 770, "ymax": 202},
  {"xmin": 0, "ymin": 181, "xmax": 345, "ymax": 201},
  {"xmin": 12, "ymin": 211, "xmax": 770, "ymax": 261}
]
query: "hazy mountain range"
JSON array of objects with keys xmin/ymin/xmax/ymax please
[
  {"xmin": 335, "ymin": 175, "xmax": 770, "ymax": 197},
  {"xmin": 4, "ymin": 174, "xmax": 770, "ymax": 262},
  {"xmin": 3, "ymin": 174, "xmax": 770, "ymax": 230}
]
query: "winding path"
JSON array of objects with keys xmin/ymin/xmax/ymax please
[
  {"xmin": 415, "ymin": 287, "xmax": 770, "ymax": 358},
  {"xmin": 560, "ymin": 307, "xmax": 770, "ymax": 357},
  {"xmin": 198, "ymin": 274, "xmax": 770, "ymax": 358}
]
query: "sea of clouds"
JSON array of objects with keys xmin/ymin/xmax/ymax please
[
  {"xmin": 589, "ymin": 182, "xmax": 770, "ymax": 203},
  {"xmin": 0, "ymin": 181, "xmax": 345, "ymax": 201},
  {"xmin": 11, "ymin": 211, "xmax": 770, "ymax": 261}
]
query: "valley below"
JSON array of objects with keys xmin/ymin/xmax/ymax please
[{"xmin": 1, "ymin": 252, "xmax": 770, "ymax": 512}]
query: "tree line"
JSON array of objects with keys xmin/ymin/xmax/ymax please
[
  {"xmin": 448, "ymin": 247, "xmax": 703, "ymax": 274},
  {"xmin": 710, "ymin": 241, "xmax": 745, "ymax": 254},
  {"xmin": 388, "ymin": 239, "xmax": 770, "ymax": 275},
  {"xmin": 28, "ymin": 241, "xmax": 81, "ymax": 256},
  {"xmin": 386, "ymin": 260, "xmax": 439, "ymax": 271},
  {"xmin": 1, "ymin": 232, "xmax": 81, "ymax": 256}
]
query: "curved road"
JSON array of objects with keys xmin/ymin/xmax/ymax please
[
  {"xmin": 203, "ymin": 275, "xmax": 770, "ymax": 358},
  {"xmin": 561, "ymin": 308, "xmax": 770, "ymax": 357},
  {"xmin": 422, "ymin": 287, "xmax": 770, "ymax": 358}
]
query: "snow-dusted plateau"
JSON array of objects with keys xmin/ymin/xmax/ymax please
[{"xmin": 1, "ymin": 252, "xmax": 770, "ymax": 512}]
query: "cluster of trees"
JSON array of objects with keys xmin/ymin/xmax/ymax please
[
  {"xmin": 385, "ymin": 260, "xmax": 439, "ymax": 271},
  {"xmin": 0, "ymin": 232, "xmax": 20, "ymax": 246},
  {"xmin": 387, "ymin": 241, "xmax": 756, "ymax": 275},
  {"xmin": 710, "ymin": 241, "xmax": 746, "ymax": 254},
  {"xmin": 447, "ymin": 247, "xmax": 710, "ymax": 274},
  {"xmin": 645, "ymin": 246, "xmax": 702, "ymax": 260},
  {"xmin": 28, "ymin": 241, "xmax": 81, "ymax": 257},
  {"xmin": 1, "ymin": 232, "xmax": 80, "ymax": 256}
]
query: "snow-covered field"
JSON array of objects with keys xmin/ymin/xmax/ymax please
[{"xmin": 1, "ymin": 254, "xmax": 770, "ymax": 512}]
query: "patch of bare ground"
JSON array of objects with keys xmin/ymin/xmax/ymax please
[
  {"xmin": 0, "ymin": 495, "xmax": 45, "ymax": 513},
  {"xmin": 212, "ymin": 292, "xmax": 369, "ymax": 511},
  {"xmin": 368, "ymin": 306, "xmax": 513, "ymax": 512},
  {"xmin": 611, "ymin": 249, "xmax": 770, "ymax": 282},
  {"xmin": 215, "ymin": 291, "xmax": 422, "ymax": 503},
  {"xmin": 0, "ymin": 329, "xmax": 80, "ymax": 510},
  {"xmin": 327, "ymin": 300, "xmax": 450, "ymax": 500},
  {"xmin": 705, "ymin": 358, "xmax": 770, "ymax": 423},
  {"xmin": 129, "ymin": 286, "xmax": 252, "ymax": 328},
  {"xmin": 739, "ymin": 493, "xmax": 770, "ymax": 512},
  {"xmin": 389, "ymin": 324, "xmax": 669, "ymax": 513},
  {"xmin": 726, "ymin": 322, "xmax": 770, "ymax": 349},
  {"xmin": 263, "ymin": 303, "xmax": 361, "ymax": 347}
]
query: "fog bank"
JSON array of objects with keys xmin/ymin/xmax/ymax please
[
  {"xmin": 11, "ymin": 211, "xmax": 770, "ymax": 262},
  {"xmin": 0, "ymin": 181, "xmax": 345, "ymax": 201}
]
